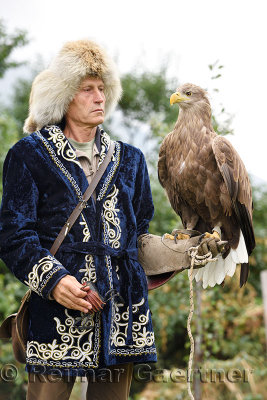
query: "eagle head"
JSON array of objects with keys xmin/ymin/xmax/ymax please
[{"xmin": 170, "ymin": 83, "xmax": 210, "ymax": 110}]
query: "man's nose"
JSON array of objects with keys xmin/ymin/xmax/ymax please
[{"xmin": 94, "ymin": 89, "xmax": 104, "ymax": 103}]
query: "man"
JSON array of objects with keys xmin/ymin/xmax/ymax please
[{"xmin": 0, "ymin": 40, "xmax": 156, "ymax": 399}]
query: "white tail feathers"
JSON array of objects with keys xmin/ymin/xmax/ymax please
[{"xmin": 190, "ymin": 231, "xmax": 248, "ymax": 288}]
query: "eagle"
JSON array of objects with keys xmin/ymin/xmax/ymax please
[{"xmin": 158, "ymin": 83, "xmax": 255, "ymax": 288}]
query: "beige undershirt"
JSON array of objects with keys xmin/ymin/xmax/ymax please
[{"xmin": 68, "ymin": 137, "xmax": 100, "ymax": 192}]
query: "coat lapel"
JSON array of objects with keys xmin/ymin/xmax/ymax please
[
  {"xmin": 36, "ymin": 125, "xmax": 88, "ymax": 200},
  {"xmin": 94, "ymin": 131, "xmax": 122, "ymax": 204}
]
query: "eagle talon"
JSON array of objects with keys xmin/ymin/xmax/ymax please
[
  {"xmin": 164, "ymin": 233, "xmax": 175, "ymax": 240},
  {"xmin": 174, "ymin": 232, "xmax": 190, "ymax": 243},
  {"xmin": 204, "ymin": 231, "xmax": 221, "ymax": 240},
  {"xmin": 163, "ymin": 232, "xmax": 190, "ymax": 242}
]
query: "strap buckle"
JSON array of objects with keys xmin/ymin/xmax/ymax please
[{"xmin": 64, "ymin": 222, "xmax": 70, "ymax": 237}]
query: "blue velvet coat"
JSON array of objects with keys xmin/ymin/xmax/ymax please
[{"xmin": 0, "ymin": 125, "xmax": 157, "ymax": 376}]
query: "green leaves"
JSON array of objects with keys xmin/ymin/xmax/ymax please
[
  {"xmin": 118, "ymin": 68, "xmax": 178, "ymax": 126},
  {"xmin": 0, "ymin": 113, "xmax": 20, "ymax": 195},
  {"xmin": 0, "ymin": 19, "xmax": 28, "ymax": 79}
]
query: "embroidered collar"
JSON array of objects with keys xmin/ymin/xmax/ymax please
[{"xmin": 37, "ymin": 124, "xmax": 120, "ymax": 204}]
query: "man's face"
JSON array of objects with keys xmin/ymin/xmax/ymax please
[{"xmin": 66, "ymin": 77, "xmax": 106, "ymax": 127}]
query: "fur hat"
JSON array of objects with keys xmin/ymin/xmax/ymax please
[{"xmin": 23, "ymin": 40, "xmax": 122, "ymax": 133}]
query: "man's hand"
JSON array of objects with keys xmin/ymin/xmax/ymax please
[{"xmin": 51, "ymin": 275, "xmax": 93, "ymax": 313}]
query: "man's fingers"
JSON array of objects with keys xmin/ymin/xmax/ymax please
[
  {"xmin": 53, "ymin": 275, "xmax": 87, "ymax": 300},
  {"xmin": 58, "ymin": 291, "xmax": 92, "ymax": 312},
  {"xmin": 67, "ymin": 280, "xmax": 88, "ymax": 298},
  {"xmin": 52, "ymin": 275, "xmax": 106, "ymax": 313},
  {"xmin": 59, "ymin": 298, "xmax": 91, "ymax": 313},
  {"xmin": 71, "ymin": 287, "xmax": 88, "ymax": 298},
  {"xmin": 66, "ymin": 293, "xmax": 92, "ymax": 310}
]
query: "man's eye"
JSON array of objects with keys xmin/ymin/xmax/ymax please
[{"xmin": 185, "ymin": 91, "xmax": 192, "ymax": 96}]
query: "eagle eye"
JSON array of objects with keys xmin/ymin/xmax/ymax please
[{"xmin": 185, "ymin": 91, "xmax": 192, "ymax": 96}]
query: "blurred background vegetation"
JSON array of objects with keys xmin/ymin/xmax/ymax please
[{"xmin": 0, "ymin": 20, "xmax": 266, "ymax": 400}]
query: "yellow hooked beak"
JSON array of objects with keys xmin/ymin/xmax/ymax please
[{"xmin": 170, "ymin": 92, "xmax": 188, "ymax": 105}]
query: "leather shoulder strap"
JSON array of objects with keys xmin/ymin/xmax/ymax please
[{"xmin": 50, "ymin": 141, "xmax": 116, "ymax": 256}]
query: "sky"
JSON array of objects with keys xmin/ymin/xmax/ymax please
[{"xmin": 1, "ymin": 0, "xmax": 267, "ymax": 182}]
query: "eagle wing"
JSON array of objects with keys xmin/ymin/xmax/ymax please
[
  {"xmin": 158, "ymin": 132, "xmax": 201, "ymax": 228},
  {"xmin": 212, "ymin": 135, "xmax": 255, "ymax": 257},
  {"xmin": 158, "ymin": 133, "xmax": 183, "ymax": 217},
  {"xmin": 158, "ymin": 135, "xmax": 169, "ymax": 189}
]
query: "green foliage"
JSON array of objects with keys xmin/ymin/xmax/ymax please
[
  {"xmin": 0, "ymin": 264, "xmax": 27, "ymax": 318},
  {"xmin": 0, "ymin": 112, "xmax": 20, "ymax": 195},
  {"xmin": 200, "ymin": 275, "xmax": 265, "ymax": 359},
  {"xmin": 249, "ymin": 183, "xmax": 267, "ymax": 293},
  {"xmin": 119, "ymin": 68, "xmax": 178, "ymax": 126},
  {"xmin": 0, "ymin": 19, "xmax": 28, "ymax": 79},
  {"xmin": 9, "ymin": 77, "xmax": 31, "ymax": 137},
  {"xmin": 252, "ymin": 184, "xmax": 267, "ymax": 237},
  {"xmin": 149, "ymin": 180, "xmax": 180, "ymax": 236},
  {"xmin": 146, "ymin": 269, "xmax": 265, "ymax": 367}
]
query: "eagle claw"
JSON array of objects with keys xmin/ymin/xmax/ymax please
[
  {"xmin": 164, "ymin": 231, "xmax": 190, "ymax": 243},
  {"xmin": 170, "ymin": 229, "xmax": 191, "ymax": 243},
  {"xmin": 203, "ymin": 231, "xmax": 221, "ymax": 240},
  {"xmin": 198, "ymin": 236, "xmax": 227, "ymax": 258}
]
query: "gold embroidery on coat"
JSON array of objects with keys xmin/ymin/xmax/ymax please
[
  {"xmin": 78, "ymin": 214, "xmax": 97, "ymax": 283},
  {"xmin": 46, "ymin": 125, "xmax": 81, "ymax": 167},
  {"xmin": 36, "ymin": 130, "xmax": 83, "ymax": 200},
  {"xmin": 98, "ymin": 131, "xmax": 110, "ymax": 168},
  {"xmin": 102, "ymin": 185, "xmax": 121, "ymax": 249},
  {"xmin": 97, "ymin": 142, "xmax": 121, "ymax": 201},
  {"xmin": 24, "ymin": 255, "xmax": 62, "ymax": 296},
  {"xmin": 26, "ymin": 309, "xmax": 100, "ymax": 368},
  {"xmin": 109, "ymin": 298, "xmax": 155, "ymax": 353}
]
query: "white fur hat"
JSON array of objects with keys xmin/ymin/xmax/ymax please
[{"xmin": 23, "ymin": 40, "xmax": 122, "ymax": 133}]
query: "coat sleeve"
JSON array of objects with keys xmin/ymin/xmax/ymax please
[
  {"xmin": 133, "ymin": 151, "xmax": 154, "ymax": 237},
  {"xmin": 0, "ymin": 148, "xmax": 70, "ymax": 299}
]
